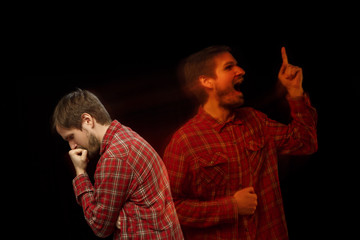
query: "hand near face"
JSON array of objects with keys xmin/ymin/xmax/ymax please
[
  {"xmin": 68, "ymin": 148, "xmax": 89, "ymax": 175},
  {"xmin": 278, "ymin": 47, "xmax": 304, "ymax": 97}
]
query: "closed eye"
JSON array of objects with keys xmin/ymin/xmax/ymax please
[{"xmin": 65, "ymin": 134, "xmax": 74, "ymax": 142}]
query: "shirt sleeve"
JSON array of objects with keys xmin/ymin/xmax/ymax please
[
  {"xmin": 163, "ymin": 136, "xmax": 238, "ymax": 228},
  {"xmin": 261, "ymin": 94, "xmax": 318, "ymax": 155},
  {"xmin": 73, "ymin": 157, "xmax": 132, "ymax": 238}
]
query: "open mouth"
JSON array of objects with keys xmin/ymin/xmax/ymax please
[
  {"xmin": 233, "ymin": 82, "xmax": 241, "ymax": 92},
  {"xmin": 233, "ymin": 81, "xmax": 242, "ymax": 92},
  {"xmin": 233, "ymin": 76, "xmax": 244, "ymax": 92}
]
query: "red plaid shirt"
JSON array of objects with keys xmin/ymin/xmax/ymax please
[
  {"xmin": 163, "ymin": 95, "xmax": 317, "ymax": 240},
  {"xmin": 73, "ymin": 120, "xmax": 184, "ymax": 239}
]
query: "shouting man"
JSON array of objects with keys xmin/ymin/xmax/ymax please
[{"xmin": 163, "ymin": 46, "xmax": 318, "ymax": 239}]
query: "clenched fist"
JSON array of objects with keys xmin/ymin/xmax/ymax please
[
  {"xmin": 68, "ymin": 148, "xmax": 89, "ymax": 176},
  {"xmin": 233, "ymin": 187, "xmax": 258, "ymax": 215}
]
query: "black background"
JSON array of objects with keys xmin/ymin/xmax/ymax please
[{"xmin": 9, "ymin": 6, "xmax": 358, "ymax": 240}]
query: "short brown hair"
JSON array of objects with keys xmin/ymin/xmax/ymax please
[
  {"xmin": 181, "ymin": 45, "xmax": 231, "ymax": 104},
  {"xmin": 52, "ymin": 89, "xmax": 112, "ymax": 131}
]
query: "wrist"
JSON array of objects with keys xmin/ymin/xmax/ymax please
[
  {"xmin": 287, "ymin": 88, "xmax": 304, "ymax": 98},
  {"xmin": 75, "ymin": 168, "xmax": 86, "ymax": 176}
]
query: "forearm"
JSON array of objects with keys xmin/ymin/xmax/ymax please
[
  {"xmin": 287, "ymin": 87, "xmax": 304, "ymax": 98},
  {"xmin": 73, "ymin": 174, "xmax": 117, "ymax": 238},
  {"xmin": 281, "ymin": 94, "xmax": 318, "ymax": 154},
  {"xmin": 287, "ymin": 93, "xmax": 317, "ymax": 130},
  {"xmin": 174, "ymin": 196, "xmax": 238, "ymax": 228}
]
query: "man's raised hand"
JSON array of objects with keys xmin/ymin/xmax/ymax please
[{"xmin": 278, "ymin": 47, "xmax": 304, "ymax": 97}]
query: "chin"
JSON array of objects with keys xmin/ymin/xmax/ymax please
[
  {"xmin": 222, "ymin": 99, "xmax": 244, "ymax": 109},
  {"xmin": 234, "ymin": 101, "xmax": 245, "ymax": 109},
  {"xmin": 233, "ymin": 96, "xmax": 245, "ymax": 107},
  {"xmin": 240, "ymin": 98, "xmax": 245, "ymax": 106}
]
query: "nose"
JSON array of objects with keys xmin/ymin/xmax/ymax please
[
  {"xmin": 235, "ymin": 66, "xmax": 245, "ymax": 76},
  {"xmin": 69, "ymin": 141, "xmax": 78, "ymax": 150}
]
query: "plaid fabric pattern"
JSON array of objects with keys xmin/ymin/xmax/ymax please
[
  {"xmin": 73, "ymin": 120, "xmax": 184, "ymax": 239},
  {"xmin": 163, "ymin": 95, "xmax": 317, "ymax": 240}
]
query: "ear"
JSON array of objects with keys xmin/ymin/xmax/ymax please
[
  {"xmin": 81, "ymin": 113, "xmax": 95, "ymax": 129},
  {"xmin": 199, "ymin": 75, "xmax": 214, "ymax": 90}
]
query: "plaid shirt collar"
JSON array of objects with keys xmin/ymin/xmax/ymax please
[
  {"xmin": 100, "ymin": 120, "xmax": 121, "ymax": 155},
  {"xmin": 198, "ymin": 107, "xmax": 243, "ymax": 133}
]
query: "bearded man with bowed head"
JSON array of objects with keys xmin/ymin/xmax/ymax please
[{"xmin": 53, "ymin": 89, "xmax": 183, "ymax": 239}]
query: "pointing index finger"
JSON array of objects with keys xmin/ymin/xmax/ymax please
[{"xmin": 281, "ymin": 46, "xmax": 288, "ymax": 65}]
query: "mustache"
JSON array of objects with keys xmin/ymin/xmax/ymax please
[
  {"xmin": 75, "ymin": 145, "xmax": 87, "ymax": 150},
  {"xmin": 234, "ymin": 76, "xmax": 244, "ymax": 82}
]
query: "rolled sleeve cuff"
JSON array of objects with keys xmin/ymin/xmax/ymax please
[
  {"xmin": 287, "ymin": 93, "xmax": 313, "ymax": 111},
  {"xmin": 72, "ymin": 173, "xmax": 94, "ymax": 205}
]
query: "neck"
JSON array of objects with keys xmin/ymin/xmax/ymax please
[
  {"xmin": 203, "ymin": 98, "xmax": 233, "ymax": 122},
  {"xmin": 94, "ymin": 123, "xmax": 111, "ymax": 144}
]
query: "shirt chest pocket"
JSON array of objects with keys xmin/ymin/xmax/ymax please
[
  {"xmin": 244, "ymin": 135, "xmax": 266, "ymax": 177},
  {"xmin": 196, "ymin": 152, "xmax": 229, "ymax": 187}
]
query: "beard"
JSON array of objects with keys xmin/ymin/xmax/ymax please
[
  {"xmin": 75, "ymin": 132, "xmax": 101, "ymax": 180},
  {"xmin": 87, "ymin": 133, "xmax": 101, "ymax": 159},
  {"xmin": 77, "ymin": 130, "xmax": 101, "ymax": 160},
  {"xmin": 215, "ymin": 84, "xmax": 244, "ymax": 110}
]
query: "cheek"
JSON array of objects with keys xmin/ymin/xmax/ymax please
[
  {"xmin": 75, "ymin": 133, "xmax": 88, "ymax": 147},
  {"xmin": 217, "ymin": 73, "xmax": 234, "ymax": 85},
  {"xmin": 215, "ymin": 77, "xmax": 234, "ymax": 92}
]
